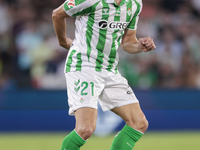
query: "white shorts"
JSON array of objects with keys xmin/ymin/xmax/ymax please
[{"xmin": 65, "ymin": 70, "xmax": 139, "ymax": 115}]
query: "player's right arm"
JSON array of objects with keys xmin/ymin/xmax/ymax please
[
  {"xmin": 52, "ymin": 3, "xmax": 72, "ymax": 49},
  {"xmin": 53, "ymin": 0, "xmax": 100, "ymax": 49}
]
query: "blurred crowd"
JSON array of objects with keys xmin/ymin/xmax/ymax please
[{"xmin": 0, "ymin": 0, "xmax": 200, "ymax": 90}]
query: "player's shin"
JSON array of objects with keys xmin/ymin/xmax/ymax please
[
  {"xmin": 60, "ymin": 130, "xmax": 86, "ymax": 150},
  {"xmin": 110, "ymin": 124, "xmax": 143, "ymax": 150}
]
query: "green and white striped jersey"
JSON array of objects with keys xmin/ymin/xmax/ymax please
[{"xmin": 64, "ymin": 0, "xmax": 142, "ymax": 73}]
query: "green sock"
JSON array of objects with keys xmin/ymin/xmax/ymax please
[
  {"xmin": 60, "ymin": 130, "xmax": 86, "ymax": 150},
  {"xmin": 110, "ymin": 125, "xmax": 143, "ymax": 150}
]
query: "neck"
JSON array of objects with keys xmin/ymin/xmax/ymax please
[{"xmin": 114, "ymin": 0, "xmax": 122, "ymax": 5}]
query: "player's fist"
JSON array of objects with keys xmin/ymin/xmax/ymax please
[{"xmin": 139, "ymin": 37, "xmax": 156, "ymax": 52}]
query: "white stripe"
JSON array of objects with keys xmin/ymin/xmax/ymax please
[
  {"xmin": 102, "ymin": 4, "xmax": 115, "ymax": 70},
  {"xmin": 89, "ymin": 3, "xmax": 103, "ymax": 68}
]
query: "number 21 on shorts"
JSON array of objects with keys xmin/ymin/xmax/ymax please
[{"xmin": 74, "ymin": 79, "xmax": 94, "ymax": 96}]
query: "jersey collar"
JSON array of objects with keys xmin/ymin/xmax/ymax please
[
  {"xmin": 105, "ymin": 0, "xmax": 115, "ymax": 3},
  {"xmin": 105, "ymin": 0, "xmax": 127, "ymax": 5}
]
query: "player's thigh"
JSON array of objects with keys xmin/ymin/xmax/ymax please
[
  {"xmin": 75, "ymin": 107, "xmax": 97, "ymax": 130},
  {"xmin": 111, "ymin": 103, "xmax": 148, "ymax": 131}
]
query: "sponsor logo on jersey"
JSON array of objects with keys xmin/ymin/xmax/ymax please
[
  {"xmin": 102, "ymin": 8, "xmax": 109, "ymax": 15},
  {"xmin": 66, "ymin": 0, "xmax": 75, "ymax": 8},
  {"xmin": 98, "ymin": 20, "xmax": 108, "ymax": 29},
  {"xmin": 127, "ymin": 91, "xmax": 132, "ymax": 94},
  {"xmin": 98, "ymin": 20, "xmax": 128, "ymax": 30}
]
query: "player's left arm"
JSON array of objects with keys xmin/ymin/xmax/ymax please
[
  {"xmin": 121, "ymin": 0, "xmax": 156, "ymax": 53},
  {"xmin": 121, "ymin": 29, "xmax": 156, "ymax": 54}
]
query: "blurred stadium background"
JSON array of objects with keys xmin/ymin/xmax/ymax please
[{"xmin": 0, "ymin": 0, "xmax": 200, "ymax": 150}]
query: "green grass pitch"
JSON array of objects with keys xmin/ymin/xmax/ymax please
[{"xmin": 0, "ymin": 131, "xmax": 200, "ymax": 150}]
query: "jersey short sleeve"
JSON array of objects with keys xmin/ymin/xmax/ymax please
[
  {"xmin": 63, "ymin": 0, "xmax": 99, "ymax": 17},
  {"xmin": 126, "ymin": 0, "xmax": 143, "ymax": 30}
]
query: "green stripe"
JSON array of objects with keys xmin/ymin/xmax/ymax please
[
  {"xmin": 86, "ymin": 2, "xmax": 100, "ymax": 61},
  {"xmin": 76, "ymin": 52, "xmax": 82, "ymax": 71},
  {"xmin": 126, "ymin": 0, "xmax": 133, "ymax": 22},
  {"xmin": 127, "ymin": 0, "xmax": 141, "ymax": 29},
  {"xmin": 115, "ymin": 62, "xmax": 119, "ymax": 73},
  {"xmin": 106, "ymin": 6, "xmax": 120, "ymax": 72},
  {"xmin": 86, "ymin": 15, "xmax": 95, "ymax": 61},
  {"xmin": 66, "ymin": 50, "xmax": 76, "ymax": 72},
  {"xmin": 95, "ymin": 1, "xmax": 109, "ymax": 71}
]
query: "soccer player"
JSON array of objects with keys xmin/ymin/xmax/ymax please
[{"xmin": 52, "ymin": 0, "xmax": 156, "ymax": 149}]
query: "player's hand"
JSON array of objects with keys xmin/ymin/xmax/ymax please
[
  {"xmin": 59, "ymin": 38, "xmax": 73, "ymax": 49},
  {"xmin": 139, "ymin": 37, "xmax": 156, "ymax": 52}
]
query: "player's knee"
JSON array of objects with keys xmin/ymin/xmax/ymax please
[
  {"xmin": 126, "ymin": 117, "xmax": 149, "ymax": 133},
  {"xmin": 76, "ymin": 126, "xmax": 94, "ymax": 140},
  {"xmin": 140, "ymin": 118, "xmax": 149, "ymax": 132}
]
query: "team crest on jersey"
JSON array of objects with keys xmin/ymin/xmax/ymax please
[
  {"xmin": 127, "ymin": 8, "xmax": 132, "ymax": 16},
  {"xmin": 66, "ymin": 0, "xmax": 75, "ymax": 8}
]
